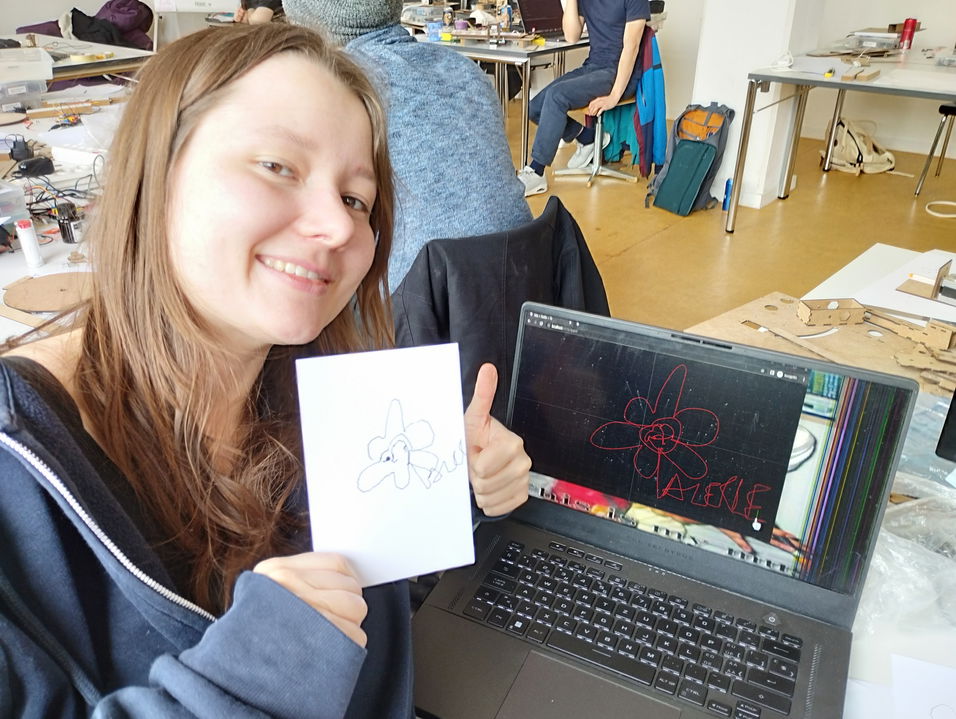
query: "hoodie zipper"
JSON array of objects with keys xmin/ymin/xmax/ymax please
[{"xmin": 0, "ymin": 431, "xmax": 216, "ymax": 622}]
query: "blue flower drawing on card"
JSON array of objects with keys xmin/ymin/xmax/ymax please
[{"xmin": 357, "ymin": 399, "xmax": 447, "ymax": 492}]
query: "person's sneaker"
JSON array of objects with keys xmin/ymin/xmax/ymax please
[
  {"xmin": 565, "ymin": 131, "xmax": 611, "ymax": 169},
  {"xmin": 517, "ymin": 166, "xmax": 548, "ymax": 197}
]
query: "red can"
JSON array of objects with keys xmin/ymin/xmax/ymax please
[{"xmin": 900, "ymin": 18, "xmax": 917, "ymax": 50}]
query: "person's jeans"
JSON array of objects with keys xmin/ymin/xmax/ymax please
[{"xmin": 528, "ymin": 64, "xmax": 619, "ymax": 167}]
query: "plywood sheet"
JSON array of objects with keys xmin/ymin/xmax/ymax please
[{"xmin": 686, "ymin": 292, "xmax": 946, "ymax": 395}]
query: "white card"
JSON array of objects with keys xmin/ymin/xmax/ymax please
[{"xmin": 296, "ymin": 344, "xmax": 474, "ymax": 587}]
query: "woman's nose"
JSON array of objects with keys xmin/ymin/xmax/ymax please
[{"xmin": 295, "ymin": 190, "xmax": 354, "ymax": 248}]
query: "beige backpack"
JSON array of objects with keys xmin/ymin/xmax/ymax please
[{"xmin": 823, "ymin": 118, "xmax": 896, "ymax": 175}]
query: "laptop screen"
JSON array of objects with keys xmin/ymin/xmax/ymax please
[
  {"xmin": 509, "ymin": 306, "xmax": 913, "ymax": 596},
  {"xmin": 515, "ymin": 0, "xmax": 565, "ymax": 35}
]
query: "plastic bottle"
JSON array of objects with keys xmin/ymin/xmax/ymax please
[{"xmin": 15, "ymin": 218, "xmax": 44, "ymax": 270}]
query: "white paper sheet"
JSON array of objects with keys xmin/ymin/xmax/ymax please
[
  {"xmin": 855, "ymin": 249, "xmax": 956, "ymax": 322},
  {"xmin": 845, "ymin": 678, "xmax": 892, "ymax": 719},
  {"xmin": 891, "ymin": 655, "xmax": 956, "ymax": 719},
  {"xmin": 296, "ymin": 344, "xmax": 475, "ymax": 587}
]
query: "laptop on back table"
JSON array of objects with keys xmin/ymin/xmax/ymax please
[
  {"xmin": 514, "ymin": 0, "xmax": 566, "ymax": 38},
  {"xmin": 412, "ymin": 302, "xmax": 917, "ymax": 719}
]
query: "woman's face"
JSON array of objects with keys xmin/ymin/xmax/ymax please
[{"xmin": 166, "ymin": 52, "xmax": 378, "ymax": 357}]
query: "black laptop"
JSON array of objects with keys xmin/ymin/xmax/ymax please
[
  {"xmin": 412, "ymin": 302, "xmax": 917, "ymax": 719},
  {"xmin": 514, "ymin": 0, "xmax": 565, "ymax": 37}
]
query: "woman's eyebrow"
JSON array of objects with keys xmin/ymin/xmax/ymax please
[
  {"xmin": 247, "ymin": 125, "xmax": 316, "ymax": 150},
  {"xmin": 246, "ymin": 125, "xmax": 376, "ymax": 182}
]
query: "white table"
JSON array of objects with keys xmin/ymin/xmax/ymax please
[
  {"xmin": 8, "ymin": 33, "xmax": 152, "ymax": 82},
  {"xmin": 725, "ymin": 56, "xmax": 956, "ymax": 233}
]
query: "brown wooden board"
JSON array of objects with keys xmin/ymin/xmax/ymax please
[
  {"xmin": 686, "ymin": 292, "xmax": 946, "ymax": 396},
  {"xmin": 3, "ymin": 272, "xmax": 91, "ymax": 313}
]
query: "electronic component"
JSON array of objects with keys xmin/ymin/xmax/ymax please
[
  {"xmin": 8, "ymin": 136, "xmax": 33, "ymax": 162},
  {"xmin": 15, "ymin": 156, "xmax": 55, "ymax": 177}
]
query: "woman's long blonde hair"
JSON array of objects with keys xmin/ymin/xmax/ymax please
[{"xmin": 73, "ymin": 23, "xmax": 394, "ymax": 613}]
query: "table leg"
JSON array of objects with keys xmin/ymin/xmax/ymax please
[
  {"xmin": 822, "ymin": 89, "xmax": 846, "ymax": 171},
  {"xmin": 778, "ymin": 85, "xmax": 809, "ymax": 199},
  {"xmin": 495, "ymin": 63, "xmax": 507, "ymax": 117},
  {"xmin": 725, "ymin": 79, "xmax": 760, "ymax": 234},
  {"xmin": 520, "ymin": 60, "xmax": 531, "ymax": 167},
  {"xmin": 935, "ymin": 116, "xmax": 953, "ymax": 177},
  {"xmin": 554, "ymin": 53, "xmax": 566, "ymax": 78}
]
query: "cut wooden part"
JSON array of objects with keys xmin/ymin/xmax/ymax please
[
  {"xmin": 841, "ymin": 66, "xmax": 863, "ymax": 81},
  {"xmin": 866, "ymin": 309, "xmax": 955, "ymax": 351},
  {"xmin": 895, "ymin": 345, "xmax": 956, "ymax": 373},
  {"xmin": 755, "ymin": 324, "xmax": 846, "ymax": 363},
  {"xmin": 920, "ymin": 371, "xmax": 956, "ymax": 393},
  {"xmin": 896, "ymin": 259, "xmax": 951, "ymax": 300},
  {"xmin": 0, "ymin": 303, "xmax": 44, "ymax": 328},
  {"xmin": 25, "ymin": 105, "xmax": 98, "ymax": 120},
  {"xmin": 685, "ymin": 292, "xmax": 947, "ymax": 396},
  {"xmin": 797, "ymin": 298, "xmax": 865, "ymax": 326},
  {"xmin": 0, "ymin": 111, "xmax": 27, "ymax": 126},
  {"xmin": 2, "ymin": 272, "xmax": 91, "ymax": 313}
]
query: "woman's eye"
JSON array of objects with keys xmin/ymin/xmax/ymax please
[
  {"xmin": 343, "ymin": 195, "xmax": 370, "ymax": 213},
  {"xmin": 259, "ymin": 161, "xmax": 294, "ymax": 177}
]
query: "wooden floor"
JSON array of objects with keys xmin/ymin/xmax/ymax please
[{"xmin": 505, "ymin": 105, "xmax": 956, "ymax": 332}]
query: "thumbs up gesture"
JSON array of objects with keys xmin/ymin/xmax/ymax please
[{"xmin": 463, "ymin": 364, "xmax": 532, "ymax": 517}]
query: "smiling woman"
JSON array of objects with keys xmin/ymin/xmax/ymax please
[
  {"xmin": 165, "ymin": 51, "xmax": 381, "ymax": 353},
  {"xmin": 0, "ymin": 22, "xmax": 531, "ymax": 719}
]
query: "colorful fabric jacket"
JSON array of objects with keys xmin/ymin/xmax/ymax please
[
  {"xmin": 632, "ymin": 27, "xmax": 667, "ymax": 178},
  {"xmin": 601, "ymin": 26, "xmax": 666, "ymax": 178},
  {"xmin": 0, "ymin": 358, "xmax": 414, "ymax": 718}
]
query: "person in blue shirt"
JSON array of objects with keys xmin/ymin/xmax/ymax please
[
  {"xmin": 517, "ymin": 0, "xmax": 650, "ymax": 197},
  {"xmin": 282, "ymin": 0, "xmax": 532, "ymax": 292},
  {"xmin": 0, "ymin": 22, "xmax": 530, "ymax": 718}
]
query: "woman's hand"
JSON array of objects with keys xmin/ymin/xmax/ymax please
[
  {"xmin": 464, "ymin": 364, "xmax": 532, "ymax": 517},
  {"xmin": 254, "ymin": 552, "xmax": 368, "ymax": 647}
]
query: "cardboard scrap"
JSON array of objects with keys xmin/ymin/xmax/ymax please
[
  {"xmin": 895, "ymin": 345, "xmax": 956, "ymax": 373},
  {"xmin": 866, "ymin": 310, "xmax": 955, "ymax": 351},
  {"xmin": 920, "ymin": 371, "xmax": 956, "ymax": 393},
  {"xmin": 0, "ymin": 303, "xmax": 44, "ymax": 328},
  {"xmin": 3, "ymin": 273, "xmax": 91, "ymax": 313},
  {"xmin": 685, "ymin": 292, "xmax": 951, "ymax": 396}
]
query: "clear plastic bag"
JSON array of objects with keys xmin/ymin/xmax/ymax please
[{"xmin": 854, "ymin": 474, "xmax": 956, "ymax": 636}]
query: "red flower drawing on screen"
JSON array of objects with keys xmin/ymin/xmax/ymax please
[{"xmin": 590, "ymin": 364, "xmax": 720, "ymax": 481}]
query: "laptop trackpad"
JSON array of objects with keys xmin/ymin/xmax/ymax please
[{"xmin": 495, "ymin": 651, "xmax": 683, "ymax": 719}]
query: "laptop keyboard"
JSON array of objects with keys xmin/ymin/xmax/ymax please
[{"xmin": 461, "ymin": 540, "xmax": 804, "ymax": 718}]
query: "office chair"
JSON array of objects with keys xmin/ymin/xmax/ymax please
[{"xmin": 554, "ymin": 98, "xmax": 640, "ymax": 187}]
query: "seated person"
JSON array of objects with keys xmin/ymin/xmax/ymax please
[
  {"xmin": 283, "ymin": 0, "xmax": 533, "ymax": 292},
  {"xmin": 236, "ymin": 0, "xmax": 283, "ymax": 24},
  {"xmin": 518, "ymin": 0, "xmax": 649, "ymax": 197}
]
